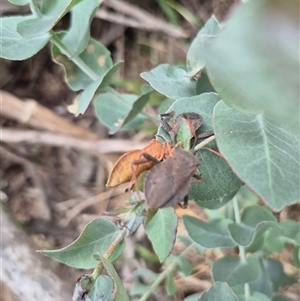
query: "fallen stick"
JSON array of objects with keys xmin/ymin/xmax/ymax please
[{"xmin": 0, "ymin": 128, "xmax": 147, "ymax": 154}]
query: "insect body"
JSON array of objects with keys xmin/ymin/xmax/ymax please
[{"xmin": 144, "ymin": 147, "xmax": 201, "ymax": 209}]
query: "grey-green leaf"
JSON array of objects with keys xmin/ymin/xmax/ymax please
[
  {"xmin": 39, "ymin": 218, "xmax": 125, "ymax": 269},
  {"xmin": 199, "ymin": 282, "xmax": 239, "ymax": 301},
  {"xmin": 58, "ymin": 0, "xmax": 101, "ymax": 57},
  {"xmin": 228, "ymin": 205, "xmax": 278, "ymax": 247},
  {"xmin": 204, "ymin": 0, "xmax": 299, "ymax": 124},
  {"xmin": 213, "ymin": 100, "xmax": 300, "ymax": 211},
  {"xmin": 8, "ymin": 0, "xmax": 29, "ymax": 5},
  {"xmin": 100, "ymin": 255, "xmax": 130, "ymax": 301},
  {"xmin": 51, "ymin": 36, "xmax": 112, "ymax": 91},
  {"xmin": 186, "ymin": 16, "xmax": 221, "ymax": 75},
  {"xmin": 88, "ymin": 276, "xmax": 114, "ymax": 301},
  {"xmin": 145, "ymin": 208, "xmax": 178, "ymax": 262},
  {"xmin": 0, "ymin": 16, "xmax": 51, "ymax": 60},
  {"xmin": 17, "ymin": 0, "xmax": 77, "ymax": 38},
  {"xmin": 212, "ymin": 255, "xmax": 260, "ymax": 286},
  {"xmin": 94, "ymin": 90, "xmax": 149, "ymax": 134},
  {"xmin": 141, "ymin": 64, "xmax": 196, "ymax": 99},
  {"xmin": 183, "ymin": 215, "xmax": 236, "ymax": 248}
]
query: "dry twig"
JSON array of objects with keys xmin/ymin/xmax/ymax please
[
  {"xmin": 0, "ymin": 128, "xmax": 147, "ymax": 154},
  {"xmin": 99, "ymin": 0, "xmax": 189, "ymax": 38}
]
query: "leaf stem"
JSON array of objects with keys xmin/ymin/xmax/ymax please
[
  {"xmin": 232, "ymin": 197, "xmax": 250, "ymax": 300},
  {"xmin": 194, "ymin": 135, "xmax": 216, "ymax": 151},
  {"xmin": 138, "ymin": 243, "xmax": 195, "ymax": 301},
  {"xmin": 50, "ymin": 33, "xmax": 99, "ymax": 81},
  {"xmin": 82, "ymin": 227, "xmax": 127, "ymax": 292},
  {"xmin": 29, "ymin": 0, "xmax": 43, "ymax": 18}
]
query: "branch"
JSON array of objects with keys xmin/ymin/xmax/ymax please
[
  {"xmin": 0, "ymin": 128, "xmax": 147, "ymax": 154},
  {"xmin": 99, "ymin": 0, "xmax": 188, "ymax": 38},
  {"xmin": 0, "ymin": 90, "xmax": 98, "ymax": 140}
]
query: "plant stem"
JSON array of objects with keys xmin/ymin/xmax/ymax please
[
  {"xmin": 29, "ymin": 0, "xmax": 43, "ymax": 18},
  {"xmin": 194, "ymin": 135, "xmax": 216, "ymax": 151},
  {"xmin": 90, "ymin": 227, "xmax": 127, "ymax": 281},
  {"xmin": 232, "ymin": 197, "xmax": 250, "ymax": 300},
  {"xmin": 50, "ymin": 33, "xmax": 99, "ymax": 81},
  {"xmin": 81, "ymin": 227, "xmax": 127, "ymax": 292},
  {"xmin": 138, "ymin": 243, "xmax": 195, "ymax": 301}
]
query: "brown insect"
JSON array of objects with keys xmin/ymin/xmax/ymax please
[
  {"xmin": 106, "ymin": 111, "xmax": 212, "ymax": 209},
  {"xmin": 143, "ymin": 111, "xmax": 211, "ymax": 209},
  {"xmin": 144, "ymin": 147, "xmax": 202, "ymax": 209}
]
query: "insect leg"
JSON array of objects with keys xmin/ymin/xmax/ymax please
[
  {"xmin": 125, "ymin": 153, "xmax": 160, "ymax": 192},
  {"xmin": 177, "ymin": 195, "xmax": 189, "ymax": 209},
  {"xmin": 202, "ymin": 147, "xmax": 224, "ymax": 158},
  {"xmin": 196, "ymin": 130, "xmax": 214, "ymax": 140},
  {"xmin": 159, "ymin": 111, "xmax": 175, "ymax": 144}
]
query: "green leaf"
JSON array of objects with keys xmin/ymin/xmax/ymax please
[
  {"xmin": 177, "ymin": 235, "xmax": 205, "ymax": 254},
  {"xmin": 245, "ymin": 258, "xmax": 295, "ymax": 298},
  {"xmin": 94, "ymin": 90, "xmax": 149, "ymax": 134},
  {"xmin": 238, "ymin": 292, "xmax": 271, "ymax": 301},
  {"xmin": 140, "ymin": 64, "xmax": 196, "ymax": 99},
  {"xmin": 8, "ymin": 0, "xmax": 28, "ymax": 5},
  {"xmin": 166, "ymin": 271, "xmax": 177, "ymax": 296},
  {"xmin": 186, "ymin": 16, "xmax": 221, "ymax": 75},
  {"xmin": 213, "ymin": 100, "xmax": 300, "ymax": 211},
  {"xmin": 195, "ymin": 70, "xmax": 215, "ymax": 95},
  {"xmin": 145, "ymin": 208, "xmax": 178, "ymax": 262},
  {"xmin": 58, "ymin": 0, "xmax": 100, "ymax": 57},
  {"xmin": 0, "ymin": 16, "xmax": 51, "ymax": 60},
  {"xmin": 204, "ymin": 0, "xmax": 299, "ymax": 124},
  {"xmin": 228, "ymin": 205, "xmax": 278, "ymax": 247},
  {"xmin": 292, "ymin": 246, "xmax": 300, "ymax": 268},
  {"xmin": 212, "ymin": 255, "xmax": 260, "ymax": 286},
  {"xmin": 281, "ymin": 220, "xmax": 300, "ymax": 243},
  {"xmin": 264, "ymin": 226, "xmax": 285, "ymax": 252},
  {"xmin": 262, "ymin": 259, "xmax": 295, "ymax": 292},
  {"xmin": 199, "ymin": 282, "xmax": 239, "ymax": 301},
  {"xmin": 193, "ymin": 146, "xmax": 244, "ymax": 203},
  {"xmin": 196, "ymin": 189, "xmax": 237, "ymax": 210},
  {"xmin": 39, "ymin": 218, "xmax": 125, "ymax": 269},
  {"xmin": 17, "ymin": 0, "xmax": 78, "ymax": 38},
  {"xmin": 76, "ymin": 76, "xmax": 104, "ymax": 115},
  {"xmin": 176, "ymin": 256, "xmax": 193, "ymax": 277},
  {"xmin": 158, "ymin": 98, "xmax": 175, "ymax": 115},
  {"xmin": 96, "ymin": 61, "xmax": 124, "ymax": 92},
  {"xmin": 88, "ymin": 276, "xmax": 114, "ymax": 301},
  {"xmin": 265, "ymin": 219, "xmax": 300, "ymax": 252},
  {"xmin": 120, "ymin": 92, "xmax": 151, "ymax": 129},
  {"xmin": 100, "ymin": 255, "xmax": 130, "ymax": 301},
  {"xmin": 75, "ymin": 62, "xmax": 123, "ymax": 115},
  {"xmin": 52, "ymin": 36, "xmax": 113, "ymax": 91},
  {"xmin": 136, "ymin": 245, "xmax": 159, "ymax": 263},
  {"xmin": 183, "ymin": 215, "xmax": 236, "ymax": 248}
]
